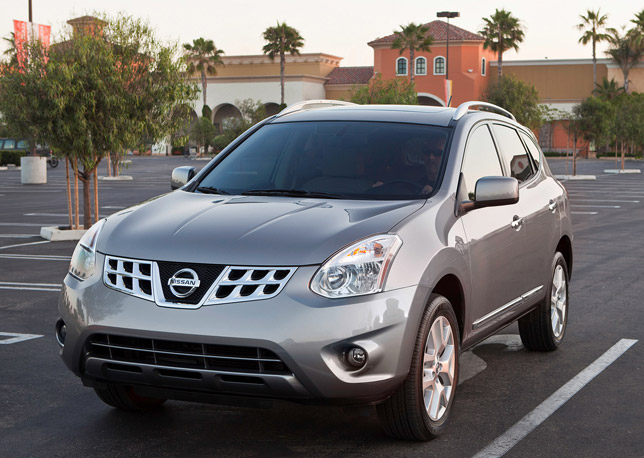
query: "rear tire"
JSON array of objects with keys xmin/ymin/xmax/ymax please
[
  {"xmin": 93, "ymin": 384, "xmax": 166, "ymax": 411},
  {"xmin": 519, "ymin": 252, "xmax": 569, "ymax": 351},
  {"xmin": 377, "ymin": 294, "xmax": 460, "ymax": 440}
]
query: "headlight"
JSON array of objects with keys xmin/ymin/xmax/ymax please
[
  {"xmin": 69, "ymin": 219, "xmax": 106, "ymax": 281},
  {"xmin": 310, "ymin": 234, "xmax": 402, "ymax": 298}
]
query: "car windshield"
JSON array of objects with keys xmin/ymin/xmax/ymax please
[{"xmin": 197, "ymin": 121, "xmax": 451, "ymax": 200}]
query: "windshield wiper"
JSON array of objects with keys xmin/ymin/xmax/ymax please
[
  {"xmin": 241, "ymin": 189, "xmax": 343, "ymax": 199},
  {"xmin": 196, "ymin": 186, "xmax": 231, "ymax": 195}
]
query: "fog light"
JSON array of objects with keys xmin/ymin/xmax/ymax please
[
  {"xmin": 55, "ymin": 319, "xmax": 66, "ymax": 347},
  {"xmin": 346, "ymin": 347, "xmax": 367, "ymax": 368}
]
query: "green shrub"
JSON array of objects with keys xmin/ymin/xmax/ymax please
[{"xmin": 0, "ymin": 150, "xmax": 27, "ymax": 165}]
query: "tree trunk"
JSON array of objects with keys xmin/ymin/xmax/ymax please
[
  {"xmin": 410, "ymin": 48, "xmax": 415, "ymax": 83},
  {"xmin": 621, "ymin": 141, "xmax": 625, "ymax": 170},
  {"xmin": 624, "ymin": 69, "xmax": 630, "ymax": 93},
  {"xmin": 498, "ymin": 31, "xmax": 503, "ymax": 79},
  {"xmin": 94, "ymin": 162, "xmax": 99, "ymax": 223},
  {"xmin": 73, "ymin": 158, "xmax": 80, "ymax": 230},
  {"xmin": 280, "ymin": 49, "xmax": 285, "ymax": 105},
  {"xmin": 592, "ymin": 40, "xmax": 597, "ymax": 88},
  {"xmin": 201, "ymin": 69, "xmax": 207, "ymax": 107},
  {"xmin": 107, "ymin": 154, "xmax": 111, "ymax": 177},
  {"xmin": 572, "ymin": 130, "xmax": 577, "ymax": 177},
  {"xmin": 65, "ymin": 158, "xmax": 72, "ymax": 230},
  {"xmin": 79, "ymin": 171, "xmax": 93, "ymax": 229}
]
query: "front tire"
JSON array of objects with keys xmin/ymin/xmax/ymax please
[
  {"xmin": 377, "ymin": 294, "xmax": 460, "ymax": 440},
  {"xmin": 94, "ymin": 384, "xmax": 166, "ymax": 411},
  {"xmin": 519, "ymin": 252, "xmax": 569, "ymax": 351}
]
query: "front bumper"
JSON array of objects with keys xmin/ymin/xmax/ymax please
[{"xmin": 58, "ymin": 254, "xmax": 429, "ymax": 405}]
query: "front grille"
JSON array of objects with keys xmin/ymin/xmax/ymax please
[
  {"xmin": 87, "ymin": 334, "xmax": 292, "ymax": 375},
  {"xmin": 104, "ymin": 256, "xmax": 153, "ymax": 301},
  {"xmin": 102, "ymin": 255, "xmax": 296, "ymax": 308},
  {"xmin": 208, "ymin": 266, "xmax": 296, "ymax": 304},
  {"xmin": 157, "ymin": 261, "xmax": 225, "ymax": 305}
]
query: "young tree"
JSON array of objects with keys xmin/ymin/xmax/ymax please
[
  {"xmin": 350, "ymin": 74, "xmax": 418, "ymax": 105},
  {"xmin": 607, "ymin": 28, "xmax": 644, "ymax": 93},
  {"xmin": 183, "ymin": 38, "xmax": 224, "ymax": 107},
  {"xmin": 577, "ymin": 9, "xmax": 612, "ymax": 87},
  {"xmin": 483, "ymin": 74, "xmax": 541, "ymax": 128},
  {"xmin": 262, "ymin": 22, "xmax": 304, "ymax": 106},
  {"xmin": 575, "ymin": 96, "xmax": 615, "ymax": 155},
  {"xmin": 479, "ymin": 9, "xmax": 524, "ymax": 79},
  {"xmin": 191, "ymin": 116, "xmax": 217, "ymax": 154},
  {"xmin": 391, "ymin": 23, "xmax": 433, "ymax": 83},
  {"xmin": 592, "ymin": 77, "xmax": 625, "ymax": 100}
]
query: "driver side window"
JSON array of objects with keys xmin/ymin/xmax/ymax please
[{"xmin": 461, "ymin": 124, "xmax": 503, "ymax": 200}]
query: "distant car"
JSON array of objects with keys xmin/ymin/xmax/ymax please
[
  {"xmin": 0, "ymin": 138, "xmax": 51, "ymax": 155},
  {"xmin": 56, "ymin": 100, "xmax": 573, "ymax": 440}
]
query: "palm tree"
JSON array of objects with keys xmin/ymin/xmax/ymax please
[
  {"xmin": 592, "ymin": 77, "xmax": 625, "ymax": 100},
  {"xmin": 183, "ymin": 38, "xmax": 224, "ymax": 108},
  {"xmin": 577, "ymin": 9, "xmax": 611, "ymax": 87},
  {"xmin": 632, "ymin": 9, "xmax": 644, "ymax": 31},
  {"xmin": 391, "ymin": 23, "xmax": 433, "ymax": 83},
  {"xmin": 2, "ymin": 32, "xmax": 17, "ymax": 66},
  {"xmin": 606, "ymin": 29, "xmax": 644, "ymax": 93},
  {"xmin": 479, "ymin": 9, "xmax": 525, "ymax": 79},
  {"xmin": 262, "ymin": 22, "xmax": 304, "ymax": 106}
]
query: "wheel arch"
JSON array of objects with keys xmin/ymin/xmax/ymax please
[
  {"xmin": 556, "ymin": 235, "xmax": 573, "ymax": 279},
  {"xmin": 431, "ymin": 274, "xmax": 465, "ymax": 344}
]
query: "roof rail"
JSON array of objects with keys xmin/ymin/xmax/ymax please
[
  {"xmin": 452, "ymin": 101, "xmax": 516, "ymax": 121},
  {"xmin": 278, "ymin": 99, "xmax": 356, "ymax": 117}
]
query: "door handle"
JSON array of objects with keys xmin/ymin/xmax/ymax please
[
  {"xmin": 548, "ymin": 199, "xmax": 558, "ymax": 212},
  {"xmin": 511, "ymin": 215, "xmax": 524, "ymax": 229}
]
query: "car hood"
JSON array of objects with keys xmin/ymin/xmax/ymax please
[{"xmin": 98, "ymin": 191, "xmax": 425, "ymax": 266}]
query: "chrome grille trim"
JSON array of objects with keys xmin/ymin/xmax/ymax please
[
  {"xmin": 204, "ymin": 266, "xmax": 297, "ymax": 305},
  {"xmin": 104, "ymin": 255, "xmax": 154, "ymax": 301},
  {"xmin": 102, "ymin": 255, "xmax": 296, "ymax": 308}
]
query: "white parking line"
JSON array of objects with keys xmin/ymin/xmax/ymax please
[
  {"xmin": 472, "ymin": 338, "xmax": 638, "ymax": 458},
  {"xmin": 0, "ymin": 254, "xmax": 70, "ymax": 261},
  {"xmin": 571, "ymin": 211, "xmax": 598, "ymax": 215},
  {"xmin": 0, "ymin": 332, "xmax": 44, "ymax": 344},
  {"xmin": 0, "ymin": 284, "xmax": 61, "ymax": 292},
  {"xmin": 0, "ymin": 222, "xmax": 60, "ymax": 227},
  {"xmin": 0, "ymin": 234, "xmax": 40, "ymax": 238},
  {"xmin": 0, "ymin": 240, "xmax": 50, "ymax": 250},
  {"xmin": 570, "ymin": 199, "xmax": 639, "ymax": 203},
  {"xmin": 571, "ymin": 205, "xmax": 620, "ymax": 208}
]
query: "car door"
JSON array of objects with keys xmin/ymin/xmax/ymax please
[{"xmin": 458, "ymin": 123, "xmax": 531, "ymax": 333}]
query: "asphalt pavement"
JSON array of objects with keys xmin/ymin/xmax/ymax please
[{"xmin": 0, "ymin": 156, "xmax": 642, "ymax": 457}]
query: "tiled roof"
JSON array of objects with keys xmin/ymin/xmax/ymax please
[
  {"xmin": 325, "ymin": 66, "xmax": 374, "ymax": 85},
  {"xmin": 368, "ymin": 20, "xmax": 483, "ymax": 46}
]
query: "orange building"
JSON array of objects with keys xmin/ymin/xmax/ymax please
[{"xmin": 367, "ymin": 21, "xmax": 495, "ymax": 106}]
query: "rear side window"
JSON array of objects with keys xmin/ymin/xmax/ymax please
[
  {"xmin": 492, "ymin": 124, "xmax": 534, "ymax": 183},
  {"xmin": 461, "ymin": 124, "xmax": 503, "ymax": 200},
  {"xmin": 16, "ymin": 140, "xmax": 29, "ymax": 149},
  {"xmin": 519, "ymin": 131, "xmax": 541, "ymax": 170},
  {"xmin": 3, "ymin": 139, "xmax": 15, "ymax": 149}
]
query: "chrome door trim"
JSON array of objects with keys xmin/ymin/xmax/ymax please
[{"xmin": 472, "ymin": 285, "xmax": 544, "ymax": 329}]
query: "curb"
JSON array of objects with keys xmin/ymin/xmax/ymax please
[
  {"xmin": 99, "ymin": 176, "xmax": 134, "ymax": 181},
  {"xmin": 554, "ymin": 175, "xmax": 596, "ymax": 181},
  {"xmin": 604, "ymin": 169, "xmax": 641, "ymax": 174},
  {"xmin": 40, "ymin": 226, "xmax": 87, "ymax": 241}
]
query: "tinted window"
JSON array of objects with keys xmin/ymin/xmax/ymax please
[
  {"xmin": 519, "ymin": 131, "xmax": 541, "ymax": 170},
  {"xmin": 461, "ymin": 125, "xmax": 503, "ymax": 200},
  {"xmin": 492, "ymin": 124, "xmax": 534, "ymax": 183},
  {"xmin": 16, "ymin": 140, "xmax": 29, "ymax": 149},
  {"xmin": 198, "ymin": 122, "xmax": 451, "ymax": 200},
  {"xmin": 3, "ymin": 139, "xmax": 15, "ymax": 149}
]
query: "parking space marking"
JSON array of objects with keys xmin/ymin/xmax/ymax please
[
  {"xmin": 0, "ymin": 222, "xmax": 61, "ymax": 227},
  {"xmin": 472, "ymin": 338, "xmax": 638, "ymax": 458},
  {"xmin": 0, "ymin": 234, "xmax": 40, "ymax": 238},
  {"xmin": 571, "ymin": 211, "xmax": 598, "ymax": 215},
  {"xmin": 0, "ymin": 281, "xmax": 61, "ymax": 292},
  {"xmin": 569, "ymin": 199, "xmax": 639, "ymax": 203},
  {"xmin": 0, "ymin": 332, "xmax": 44, "ymax": 344},
  {"xmin": 570, "ymin": 205, "xmax": 620, "ymax": 209},
  {"xmin": 0, "ymin": 240, "xmax": 50, "ymax": 250},
  {"xmin": 102, "ymin": 205, "xmax": 126, "ymax": 209},
  {"xmin": 0, "ymin": 253, "xmax": 70, "ymax": 261}
]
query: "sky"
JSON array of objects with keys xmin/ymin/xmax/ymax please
[{"xmin": 1, "ymin": 1, "xmax": 641, "ymax": 66}]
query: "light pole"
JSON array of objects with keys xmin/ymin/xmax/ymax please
[{"xmin": 436, "ymin": 11, "xmax": 459, "ymax": 81}]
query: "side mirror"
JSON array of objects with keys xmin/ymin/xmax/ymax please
[
  {"xmin": 461, "ymin": 176, "xmax": 519, "ymax": 212},
  {"xmin": 171, "ymin": 166, "xmax": 196, "ymax": 190}
]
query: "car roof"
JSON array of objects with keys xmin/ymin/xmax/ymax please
[{"xmin": 269, "ymin": 105, "xmax": 458, "ymax": 127}]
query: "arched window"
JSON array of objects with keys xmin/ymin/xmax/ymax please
[
  {"xmin": 481, "ymin": 58, "xmax": 487, "ymax": 76},
  {"xmin": 433, "ymin": 56, "xmax": 446, "ymax": 75},
  {"xmin": 396, "ymin": 57, "xmax": 407, "ymax": 76},
  {"xmin": 415, "ymin": 57, "xmax": 427, "ymax": 76}
]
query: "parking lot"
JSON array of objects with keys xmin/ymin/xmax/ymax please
[{"xmin": 0, "ymin": 156, "xmax": 642, "ymax": 457}]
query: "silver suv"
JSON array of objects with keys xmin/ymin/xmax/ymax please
[{"xmin": 56, "ymin": 101, "xmax": 572, "ymax": 440}]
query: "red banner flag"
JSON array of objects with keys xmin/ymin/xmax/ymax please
[{"xmin": 13, "ymin": 20, "xmax": 28, "ymax": 67}]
